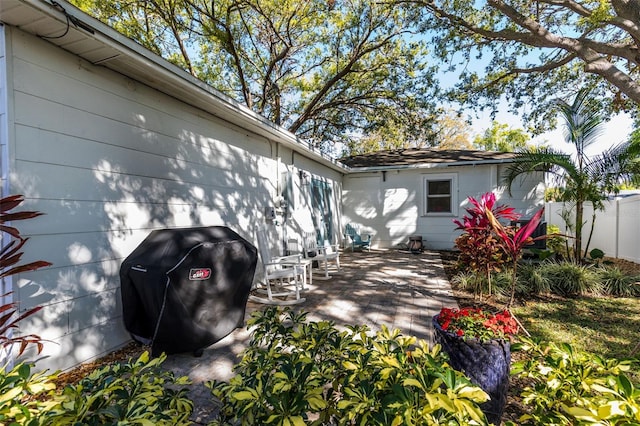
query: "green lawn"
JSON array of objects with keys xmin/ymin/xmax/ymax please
[
  {"xmin": 512, "ymin": 295, "xmax": 640, "ymax": 361},
  {"xmin": 439, "ymin": 251, "xmax": 640, "ymax": 362}
]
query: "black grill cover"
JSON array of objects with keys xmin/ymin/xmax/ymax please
[{"xmin": 120, "ymin": 226, "xmax": 257, "ymax": 356}]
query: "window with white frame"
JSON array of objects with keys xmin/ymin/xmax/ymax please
[{"xmin": 423, "ymin": 173, "xmax": 457, "ymax": 215}]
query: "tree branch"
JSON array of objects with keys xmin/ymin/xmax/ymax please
[{"xmin": 478, "ymin": 52, "xmax": 577, "ymax": 91}]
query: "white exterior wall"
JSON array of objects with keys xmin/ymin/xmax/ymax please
[
  {"xmin": 546, "ymin": 195, "xmax": 640, "ymax": 263},
  {"xmin": 4, "ymin": 27, "xmax": 341, "ymax": 371},
  {"xmin": 342, "ymin": 164, "xmax": 544, "ymax": 250}
]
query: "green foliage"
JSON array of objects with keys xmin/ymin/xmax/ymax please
[
  {"xmin": 599, "ymin": 266, "xmax": 640, "ymax": 297},
  {"xmin": 453, "ymin": 192, "xmax": 518, "ymax": 299},
  {"xmin": 528, "ymin": 261, "xmax": 603, "ymax": 296},
  {"xmin": 0, "ymin": 362, "xmax": 60, "ymax": 425},
  {"xmin": 208, "ymin": 307, "xmax": 489, "ymax": 425},
  {"xmin": 432, "ymin": 111, "xmax": 474, "ymax": 150},
  {"xmin": 473, "ymin": 121, "xmax": 531, "ymax": 152},
  {"xmin": 544, "ymin": 187, "xmax": 564, "ymax": 202},
  {"xmin": 0, "ymin": 352, "xmax": 193, "ymax": 426},
  {"xmin": 512, "ymin": 338, "xmax": 640, "ymax": 425},
  {"xmin": 589, "ymin": 248, "xmax": 605, "ymax": 260},
  {"xmin": 41, "ymin": 351, "xmax": 193, "ymax": 425},
  {"xmin": 515, "ymin": 263, "xmax": 551, "ymax": 295},
  {"xmin": 71, "ymin": 0, "xmax": 437, "ymax": 153},
  {"xmin": 421, "ymin": 1, "xmax": 640, "ymax": 131},
  {"xmin": 504, "ymin": 89, "xmax": 638, "ymax": 262},
  {"xmin": 545, "ymin": 224, "xmax": 567, "ymax": 258},
  {"xmin": 588, "ymin": 248, "xmax": 605, "ymax": 267},
  {"xmin": 452, "ymin": 270, "xmax": 513, "ymax": 298},
  {"xmin": 451, "ymin": 270, "xmax": 478, "ymax": 293},
  {"xmin": 461, "ymin": 258, "xmax": 638, "ymax": 298}
]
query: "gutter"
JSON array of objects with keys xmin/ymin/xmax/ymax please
[{"xmin": 342, "ymin": 158, "xmax": 518, "ymax": 173}]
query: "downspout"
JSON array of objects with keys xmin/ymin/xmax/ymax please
[
  {"xmin": 275, "ymin": 141, "xmax": 287, "ymax": 254},
  {"xmin": 490, "ymin": 164, "xmax": 498, "ymax": 194},
  {"xmin": 0, "ymin": 25, "xmax": 14, "ymax": 366},
  {"xmin": 0, "ymin": 26, "xmax": 13, "ymax": 304}
]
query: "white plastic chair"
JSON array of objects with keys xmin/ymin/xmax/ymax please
[{"xmin": 250, "ymin": 227, "xmax": 306, "ymax": 305}]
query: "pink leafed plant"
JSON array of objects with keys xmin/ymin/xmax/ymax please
[
  {"xmin": 486, "ymin": 206, "xmax": 545, "ymax": 306},
  {"xmin": 453, "ymin": 192, "xmax": 520, "ymax": 231},
  {"xmin": 453, "ymin": 192, "xmax": 521, "ymax": 298},
  {"xmin": 1, "ymin": 195, "xmax": 52, "ymax": 357}
]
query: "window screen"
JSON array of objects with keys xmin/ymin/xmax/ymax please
[{"xmin": 426, "ymin": 179, "xmax": 452, "ymax": 213}]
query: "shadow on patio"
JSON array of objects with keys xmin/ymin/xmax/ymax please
[{"xmin": 158, "ymin": 249, "xmax": 457, "ymax": 424}]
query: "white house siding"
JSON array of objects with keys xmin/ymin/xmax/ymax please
[
  {"xmin": 342, "ymin": 164, "xmax": 544, "ymax": 250},
  {"xmin": 0, "ymin": 26, "xmax": 9, "ymax": 300},
  {"xmin": 5, "ymin": 26, "xmax": 341, "ymax": 371},
  {"xmin": 284, "ymin": 152, "xmax": 344, "ymax": 248}
]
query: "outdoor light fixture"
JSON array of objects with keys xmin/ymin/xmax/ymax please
[{"xmin": 299, "ymin": 170, "xmax": 310, "ymax": 185}]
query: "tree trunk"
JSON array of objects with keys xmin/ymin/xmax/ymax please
[
  {"xmin": 508, "ymin": 261, "xmax": 517, "ymax": 307},
  {"xmin": 574, "ymin": 201, "xmax": 584, "ymax": 262},
  {"xmin": 583, "ymin": 209, "xmax": 597, "ymax": 260}
]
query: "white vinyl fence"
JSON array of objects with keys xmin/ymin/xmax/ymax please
[{"xmin": 545, "ymin": 195, "xmax": 640, "ymax": 263}]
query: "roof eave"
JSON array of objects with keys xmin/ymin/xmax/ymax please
[{"xmin": 344, "ymin": 158, "xmax": 517, "ymax": 172}]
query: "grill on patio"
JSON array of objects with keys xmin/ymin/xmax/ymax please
[{"xmin": 120, "ymin": 226, "xmax": 257, "ymax": 356}]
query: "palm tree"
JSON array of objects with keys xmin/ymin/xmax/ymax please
[{"xmin": 504, "ymin": 88, "xmax": 640, "ymax": 262}]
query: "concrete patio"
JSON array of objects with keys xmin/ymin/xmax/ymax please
[{"xmin": 159, "ymin": 249, "xmax": 458, "ymax": 423}]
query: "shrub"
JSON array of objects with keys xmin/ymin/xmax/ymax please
[
  {"xmin": 0, "ymin": 362, "xmax": 60, "ymax": 425},
  {"xmin": 42, "ymin": 351, "xmax": 193, "ymax": 425},
  {"xmin": 486, "ymin": 205, "xmax": 545, "ymax": 306},
  {"xmin": 516, "ymin": 263, "xmax": 551, "ymax": 295},
  {"xmin": 451, "ymin": 270, "xmax": 477, "ymax": 293},
  {"xmin": 511, "ymin": 338, "xmax": 640, "ymax": 425},
  {"xmin": 0, "ymin": 352, "xmax": 193, "ymax": 425},
  {"xmin": 492, "ymin": 270, "xmax": 517, "ymax": 296},
  {"xmin": 546, "ymin": 224, "xmax": 567, "ymax": 258},
  {"xmin": 539, "ymin": 261, "xmax": 603, "ymax": 296},
  {"xmin": 1, "ymin": 195, "xmax": 52, "ymax": 360},
  {"xmin": 453, "ymin": 193, "xmax": 514, "ymax": 299},
  {"xmin": 588, "ymin": 248, "xmax": 605, "ymax": 265},
  {"xmin": 452, "ymin": 269, "xmax": 514, "ymax": 299},
  {"xmin": 598, "ymin": 266, "xmax": 640, "ymax": 297},
  {"xmin": 208, "ymin": 307, "xmax": 489, "ymax": 425}
]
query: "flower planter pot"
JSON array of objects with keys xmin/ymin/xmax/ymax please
[{"xmin": 432, "ymin": 315, "xmax": 510, "ymax": 425}]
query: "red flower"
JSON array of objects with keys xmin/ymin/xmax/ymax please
[
  {"xmin": 436, "ymin": 307, "xmax": 519, "ymax": 341},
  {"xmin": 441, "ymin": 319, "xmax": 451, "ymax": 330}
]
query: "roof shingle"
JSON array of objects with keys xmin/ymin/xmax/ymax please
[{"xmin": 340, "ymin": 149, "xmax": 518, "ymax": 168}]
